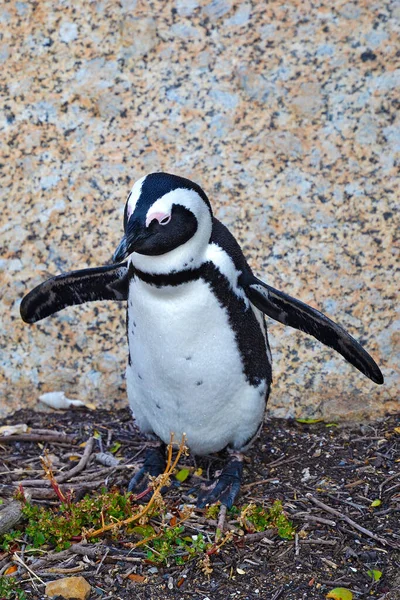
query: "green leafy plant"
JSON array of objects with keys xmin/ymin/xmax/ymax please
[
  {"xmin": 0, "ymin": 577, "xmax": 27, "ymax": 600},
  {"xmin": 0, "ymin": 530, "xmax": 22, "ymax": 552},
  {"xmin": 205, "ymin": 504, "xmax": 220, "ymax": 519},
  {"xmin": 239, "ymin": 500, "xmax": 295, "ymax": 539},
  {"xmin": 0, "ymin": 489, "xmax": 138, "ymax": 551},
  {"xmin": 145, "ymin": 526, "xmax": 211, "ymax": 565},
  {"xmin": 205, "ymin": 504, "xmax": 240, "ymax": 520}
]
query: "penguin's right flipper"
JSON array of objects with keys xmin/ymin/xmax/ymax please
[
  {"xmin": 246, "ymin": 277, "xmax": 384, "ymax": 385},
  {"xmin": 20, "ymin": 263, "xmax": 129, "ymax": 323}
]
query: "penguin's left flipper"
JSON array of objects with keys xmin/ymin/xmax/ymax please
[
  {"xmin": 20, "ymin": 263, "xmax": 129, "ymax": 324},
  {"xmin": 196, "ymin": 455, "xmax": 243, "ymax": 509},
  {"xmin": 246, "ymin": 277, "xmax": 384, "ymax": 385}
]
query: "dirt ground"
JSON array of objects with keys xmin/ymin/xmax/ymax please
[{"xmin": 0, "ymin": 408, "xmax": 399, "ymax": 600}]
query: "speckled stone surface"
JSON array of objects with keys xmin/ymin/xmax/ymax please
[{"xmin": 1, "ymin": 0, "xmax": 399, "ymax": 421}]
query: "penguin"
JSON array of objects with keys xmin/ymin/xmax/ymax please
[{"xmin": 20, "ymin": 172, "xmax": 384, "ymax": 507}]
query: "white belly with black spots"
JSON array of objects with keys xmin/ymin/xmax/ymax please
[{"xmin": 126, "ymin": 276, "xmax": 266, "ymax": 455}]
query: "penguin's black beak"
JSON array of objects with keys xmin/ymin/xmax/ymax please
[
  {"xmin": 112, "ymin": 236, "xmax": 130, "ymax": 263},
  {"xmin": 112, "ymin": 219, "xmax": 149, "ymax": 263}
]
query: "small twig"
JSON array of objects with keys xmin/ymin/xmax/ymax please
[
  {"xmin": 45, "ymin": 565, "xmax": 85, "ymax": 574},
  {"xmin": 216, "ymin": 504, "xmax": 227, "ymax": 538},
  {"xmin": 300, "ymin": 539, "xmax": 337, "ymax": 546},
  {"xmin": 318, "ymin": 579, "xmax": 353, "ymax": 586},
  {"xmin": 95, "ymin": 548, "xmax": 109, "ymax": 574},
  {"xmin": 13, "ymin": 552, "xmax": 46, "ymax": 585},
  {"xmin": 31, "ymin": 542, "xmax": 103, "ymax": 571},
  {"xmin": 303, "ymin": 514, "xmax": 337, "ymax": 527},
  {"xmin": 295, "ymin": 533, "xmax": 299, "ymax": 556},
  {"xmin": 386, "ymin": 483, "xmax": 400, "ymax": 495},
  {"xmin": 2, "ymin": 482, "xmax": 104, "ymax": 501},
  {"xmin": 105, "ymin": 555, "xmax": 142, "ymax": 563},
  {"xmin": 377, "ymin": 592, "xmax": 400, "ymax": 600},
  {"xmin": 17, "ymin": 479, "xmax": 57, "ymax": 488},
  {"xmin": 271, "ymin": 586, "xmax": 284, "ymax": 600},
  {"xmin": 30, "ymin": 429, "xmax": 75, "ymax": 438},
  {"xmin": 240, "ymin": 529, "xmax": 275, "ymax": 543},
  {"xmin": 351, "ymin": 436, "xmax": 388, "ymax": 442},
  {"xmin": 325, "ymin": 493, "xmax": 366, "ymax": 513},
  {"xmin": 0, "ymin": 434, "xmax": 76, "ymax": 444},
  {"xmin": 344, "ymin": 479, "xmax": 365, "ymax": 489},
  {"xmin": 321, "ymin": 557, "xmax": 338, "ymax": 569},
  {"xmin": 56, "ymin": 436, "xmax": 95, "ymax": 483},
  {"xmin": 19, "ymin": 468, "xmax": 114, "ymax": 485},
  {"xmin": 265, "ymin": 456, "xmax": 298, "ymax": 469},
  {"xmin": 60, "ymin": 463, "xmax": 134, "ymax": 482},
  {"xmin": 0, "ymin": 469, "xmax": 44, "ymax": 477},
  {"xmin": 272, "ymin": 545, "xmax": 293, "ymax": 561},
  {"xmin": 306, "ymin": 493, "xmax": 395, "ymax": 547},
  {"xmin": 242, "ymin": 478, "xmax": 279, "ymax": 490},
  {"xmin": 379, "ymin": 472, "xmax": 400, "ymax": 495}
]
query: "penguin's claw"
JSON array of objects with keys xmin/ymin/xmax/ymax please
[
  {"xmin": 196, "ymin": 457, "xmax": 243, "ymax": 509},
  {"xmin": 128, "ymin": 444, "xmax": 166, "ymax": 502}
]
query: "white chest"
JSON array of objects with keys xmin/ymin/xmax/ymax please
[{"xmin": 125, "ymin": 276, "xmax": 266, "ymax": 454}]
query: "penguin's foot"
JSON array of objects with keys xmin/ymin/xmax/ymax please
[
  {"xmin": 128, "ymin": 443, "xmax": 166, "ymax": 501},
  {"xmin": 196, "ymin": 454, "xmax": 243, "ymax": 509}
]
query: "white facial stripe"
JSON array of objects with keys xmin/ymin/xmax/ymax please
[
  {"xmin": 126, "ymin": 175, "xmax": 146, "ymax": 219},
  {"xmin": 205, "ymin": 243, "xmax": 249, "ymax": 306},
  {"xmin": 145, "ymin": 188, "xmax": 205, "ymax": 220}
]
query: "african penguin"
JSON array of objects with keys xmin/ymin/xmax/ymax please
[{"xmin": 20, "ymin": 172, "xmax": 384, "ymax": 507}]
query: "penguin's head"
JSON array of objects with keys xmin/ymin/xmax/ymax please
[{"xmin": 112, "ymin": 172, "xmax": 213, "ymax": 274}]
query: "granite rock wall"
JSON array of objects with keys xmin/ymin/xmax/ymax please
[{"xmin": 0, "ymin": 0, "xmax": 398, "ymax": 420}]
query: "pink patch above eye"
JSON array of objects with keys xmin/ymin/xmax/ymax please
[{"xmin": 146, "ymin": 212, "xmax": 171, "ymax": 227}]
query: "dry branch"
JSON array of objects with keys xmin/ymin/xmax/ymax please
[
  {"xmin": 0, "ymin": 433, "xmax": 76, "ymax": 444},
  {"xmin": 306, "ymin": 493, "xmax": 397, "ymax": 548},
  {"xmin": 56, "ymin": 436, "xmax": 95, "ymax": 483}
]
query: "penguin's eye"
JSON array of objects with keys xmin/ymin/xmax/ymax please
[{"xmin": 146, "ymin": 211, "xmax": 172, "ymax": 228}]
